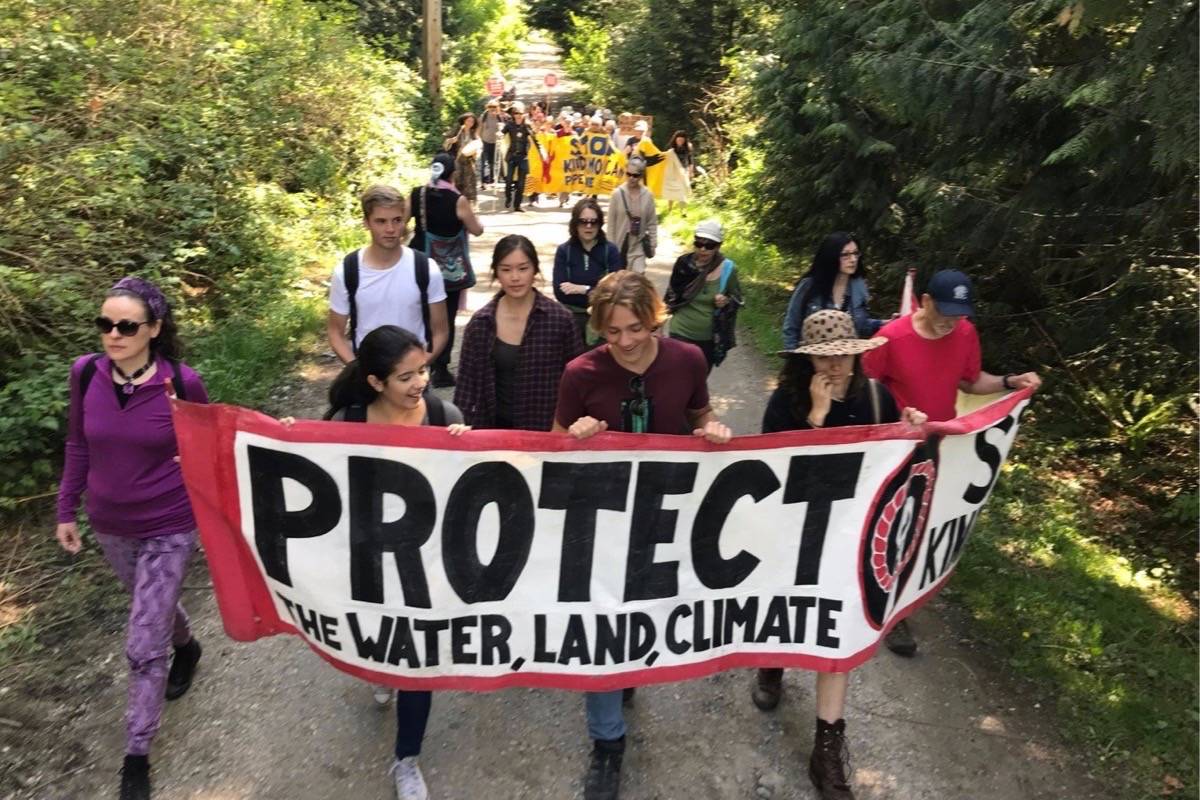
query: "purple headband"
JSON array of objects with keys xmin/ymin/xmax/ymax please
[{"xmin": 111, "ymin": 276, "xmax": 169, "ymax": 320}]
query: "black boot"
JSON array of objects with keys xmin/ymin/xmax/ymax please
[
  {"xmin": 883, "ymin": 619, "xmax": 917, "ymax": 657},
  {"xmin": 119, "ymin": 754, "xmax": 150, "ymax": 800},
  {"xmin": 808, "ymin": 719, "xmax": 855, "ymax": 800},
  {"xmin": 584, "ymin": 736, "xmax": 624, "ymax": 800},
  {"xmin": 751, "ymin": 668, "xmax": 784, "ymax": 710},
  {"xmin": 430, "ymin": 365, "xmax": 456, "ymax": 388},
  {"xmin": 165, "ymin": 638, "xmax": 201, "ymax": 701}
]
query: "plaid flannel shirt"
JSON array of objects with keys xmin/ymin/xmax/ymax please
[{"xmin": 453, "ymin": 291, "xmax": 584, "ymax": 430}]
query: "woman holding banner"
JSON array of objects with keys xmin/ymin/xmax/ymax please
[
  {"xmin": 553, "ymin": 198, "xmax": 622, "ymax": 345},
  {"xmin": 782, "ymin": 232, "xmax": 883, "ymax": 348},
  {"xmin": 56, "ymin": 277, "xmax": 209, "ymax": 800},
  {"xmin": 664, "ymin": 219, "xmax": 742, "ymax": 371},
  {"xmin": 322, "ymin": 325, "xmax": 470, "ymax": 800},
  {"xmin": 455, "ymin": 234, "xmax": 583, "ymax": 431},
  {"xmin": 756, "ymin": 309, "xmax": 926, "ymax": 800},
  {"xmin": 553, "ymin": 270, "xmax": 733, "ymax": 800},
  {"xmin": 607, "ymin": 155, "xmax": 658, "ymax": 274}
]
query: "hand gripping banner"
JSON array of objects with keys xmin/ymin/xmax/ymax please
[{"xmin": 173, "ymin": 389, "xmax": 1032, "ymax": 692}]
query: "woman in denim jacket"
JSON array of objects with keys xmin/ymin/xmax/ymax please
[{"xmin": 782, "ymin": 232, "xmax": 883, "ymax": 348}]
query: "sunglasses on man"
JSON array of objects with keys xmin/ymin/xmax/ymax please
[
  {"xmin": 95, "ymin": 317, "xmax": 151, "ymax": 336},
  {"xmin": 693, "ymin": 239, "xmax": 719, "ymax": 250}
]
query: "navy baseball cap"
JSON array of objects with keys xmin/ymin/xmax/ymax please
[{"xmin": 926, "ymin": 269, "xmax": 976, "ymax": 317}]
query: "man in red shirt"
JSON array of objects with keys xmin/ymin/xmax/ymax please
[
  {"xmin": 553, "ymin": 270, "xmax": 732, "ymax": 800},
  {"xmin": 863, "ymin": 269, "xmax": 1041, "ymax": 654}
]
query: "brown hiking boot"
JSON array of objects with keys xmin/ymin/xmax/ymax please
[
  {"xmin": 751, "ymin": 668, "xmax": 784, "ymax": 711},
  {"xmin": 808, "ymin": 719, "xmax": 855, "ymax": 800}
]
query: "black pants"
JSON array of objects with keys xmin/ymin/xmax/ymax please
[
  {"xmin": 433, "ymin": 288, "xmax": 462, "ymax": 371},
  {"xmin": 394, "ymin": 690, "xmax": 432, "ymax": 759},
  {"xmin": 669, "ymin": 334, "xmax": 715, "ymax": 373},
  {"xmin": 481, "ymin": 141, "xmax": 496, "ymax": 184},
  {"xmin": 504, "ymin": 157, "xmax": 529, "ymax": 209}
]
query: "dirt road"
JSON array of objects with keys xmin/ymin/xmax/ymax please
[{"xmin": 4, "ymin": 33, "xmax": 1108, "ymax": 800}]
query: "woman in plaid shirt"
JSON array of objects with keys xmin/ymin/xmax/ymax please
[{"xmin": 454, "ymin": 235, "xmax": 584, "ymax": 429}]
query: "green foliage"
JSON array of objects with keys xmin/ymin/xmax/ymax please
[
  {"xmin": 948, "ymin": 458, "xmax": 1199, "ymax": 798},
  {"xmin": 0, "ymin": 0, "xmax": 427, "ymax": 504},
  {"xmin": 438, "ymin": 0, "xmax": 525, "ymax": 129},
  {"xmin": 562, "ymin": 12, "xmax": 619, "ymax": 106}
]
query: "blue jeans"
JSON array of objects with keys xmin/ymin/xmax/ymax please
[{"xmin": 585, "ymin": 690, "xmax": 625, "ymax": 741}]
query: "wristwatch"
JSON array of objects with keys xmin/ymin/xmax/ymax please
[{"xmin": 1002, "ymin": 374, "xmax": 1014, "ymax": 390}]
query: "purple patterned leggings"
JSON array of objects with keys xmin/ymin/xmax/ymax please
[{"xmin": 95, "ymin": 530, "xmax": 195, "ymax": 756}]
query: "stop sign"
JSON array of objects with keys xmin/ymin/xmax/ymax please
[
  {"xmin": 486, "ymin": 76, "xmax": 504, "ymax": 97},
  {"xmin": 544, "ymin": 73, "xmax": 558, "ymax": 88}
]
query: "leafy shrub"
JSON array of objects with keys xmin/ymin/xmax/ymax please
[{"xmin": 0, "ymin": 0, "xmax": 427, "ymax": 504}]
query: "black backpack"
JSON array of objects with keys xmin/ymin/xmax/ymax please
[
  {"xmin": 78, "ymin": 355, "xmax": 187, "ymax": 401},
  {"xmin": 344, "ymin": 248, "xmax": 433, "ymax": 354},
  {"xmin": 341, "ymin": 394, "xmax": 447, "ymax": 426}
]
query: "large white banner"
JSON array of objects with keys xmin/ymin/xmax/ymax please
[{"xmin": 174, "ymin": 390, "xmax": 1031, "ymax": 691}]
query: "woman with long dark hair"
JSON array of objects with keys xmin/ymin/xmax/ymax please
[
  {"xmin": 782, "ymin": 232, "xmax": 882, "ymax": 347},
  {"xmin": 454, "ymin": 234, "xmax": 583, "ymax": 430},
  {"xmin": 56, "ymin": 277, "xmax": 209, "ymax": 800},
  {"xmin": 449, "ymin": 112, "xmax": 481, "ymax": 204},
  {"xmin": 406, "ymin": 153, "xmax": 485, "ymax": 389},
  {"xmin": 553, "ymin": 197, "xmax": 622, "ymax": 345},
  {"xmin": 755, "ymin": 309, "xmax": 925, "ymax": 800},
  {"xmin": 323, "ymin": 324, "xmax": 468, "ymax": 800}
]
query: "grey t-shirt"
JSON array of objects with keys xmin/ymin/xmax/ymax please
[{"xmin": 329, "ymin": 398, "xmax": 464, "ymax": 425}]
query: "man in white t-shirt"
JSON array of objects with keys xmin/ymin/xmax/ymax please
[{"xmin": 327, "ymin": 185, "xmax": 449, "ymax": 363}]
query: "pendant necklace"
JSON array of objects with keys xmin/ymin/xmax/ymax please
[{"xmin": 113, "ymin": 358, "xmax": 154, "ymax": 395}]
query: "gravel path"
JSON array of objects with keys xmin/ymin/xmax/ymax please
[{"xmin": 4, "ymin": 33, "xmax": 1109, "ymax": 800}]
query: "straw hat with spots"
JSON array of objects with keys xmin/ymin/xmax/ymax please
[{"xmin": 780, "ymin": 310, "xmax": 887, "ymax": 356}]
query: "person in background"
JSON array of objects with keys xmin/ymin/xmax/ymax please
[
  {"xmin": 666, "ymin": 130, "xmax": 694, "ymax": 213},
  {"xmin": 782, "ymin": 232, "xmax": 882, "ymax": 346},
  {"xmin": 502, "ymin": 101, "xmax": 533, "ymax": 213},
  {"xmin": 327, "ymin": 185, "xmax": 450, "ymax": 366},
  {"xmin": 756, "ymin": 309, "xmax": 927, "ymax": 800},
  {"xmin": 56, "ymin": 277, "xmax": 209, "ymax": 800},
  {"xmin": 449, "ymin": 112, "xmax": 481, "ymax": 206},
  {"xmin": 454, "ymin": 235, "xmax": 583, "ymax": 430},
  {"xmin": 623, "ymin": 119, "xmax": 648, "ymax": 155},
  {"xmin": 554, "ymin": 111, "xmax": 576, "ymax": 207},
  {"xmin": 322, "ymin": 325, "xmax": 470, "ymax": 800},
  {"xmin": 862, "ymin": 269, "xmax": 1042, "ymax": 656},
  {"xmin": 479, "ymin": 99, "xmax": 503, "ymax": 188},
  {"xmin": 553, "ymin": 270, "xmax": 732, "ymax": 800},
  {"xmin": 607, "ymin": 155, "xmax": 657, "ymax": 275},
  {"xmin": 664, "ymin": 219, "xmax": 741, "ymax": 371},
  {"xmin": 553, "ymin": 197, "xmax": 622, "ymax": 344},
  {"xmin": 605, "ymin": 118, "xmax": 621, "ymax": 155},
  {"xmin": 405, "ymin": 154, "xmax": 484, "ymax": 389}
]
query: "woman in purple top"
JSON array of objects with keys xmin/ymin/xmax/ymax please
[{"xmin": 55, "ymin": 277, "xmax": 208, "ymax": 800}]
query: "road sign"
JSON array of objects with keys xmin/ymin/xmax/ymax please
[
  {"xmin": 544, "ymin": 73, "xmax": 558, "ymax": 88},
  {"xmin": 486, "ymin": 76, "xmax": 504, "ymax": 97}
]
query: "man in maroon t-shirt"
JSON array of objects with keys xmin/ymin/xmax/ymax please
[
  {"xmin": 553, "ymin": 270, "xmax": 732, "ymax": 800},
  {"xmin": 863, "ymin": 269, "xmax": 1041, "ymax": 656}
]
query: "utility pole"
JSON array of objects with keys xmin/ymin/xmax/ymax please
[{"xmin": 424, "ymin": 0, "xmax": 442, "ymax": 103}]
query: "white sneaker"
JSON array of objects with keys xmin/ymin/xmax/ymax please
[
  {"xmin": 391, "ymin": 756, "xmax": 429, "ymax": 800},
  {"xmin": 372, "ymin": 684, "xmax": 393, "ymax": 706}
]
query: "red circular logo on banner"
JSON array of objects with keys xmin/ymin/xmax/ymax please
[
  {"xmin": 544, "ymin": 73, "xmax": 558, "ymax": 88},
  {"xmin": 486, "ymin": 77, "xmax": 504, "ymax": 97}
]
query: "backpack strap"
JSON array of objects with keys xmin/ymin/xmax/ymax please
[
  {"xmin": 78, "ymin": 354, "xmax": 102, "ymax": 399},
  {"xmin": 718, "ymin": 259, "xmax": 734, "ymax": 294},
  {"xmin": 343, "ymin": 250, "xmax": 361, "ymax": 355},
  {"xmin": 343, "ymin": 404, "xmax": 368, "ymax": 423},
  {"xmin": 79, "ymin": 354, "xmax": 187, "ymax": 403},
  {"xmin": 413, "ymin": 250, "xmax": 433, "ymax": 350},
  {"xmin": 425, "ymin": 392, "xmax": 446, "ymax": 426},
  {"xmin": 868, "ymin": 379, "xmax": 882, "ymax": 425}
]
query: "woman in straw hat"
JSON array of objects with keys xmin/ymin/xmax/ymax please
[{"xmin": 753, "ymin": 309, "xmax": 926, "ymax": 800}]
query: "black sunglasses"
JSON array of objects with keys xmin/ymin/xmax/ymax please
[
  {"xmin": 626, "ymin": 172, "xmax": 643, "ymax": 179},
  {"xmin": 578, "ymin": 218, "xmax": 600, "ymax": 226},
  {"xmin": 693, "ymin": 239, "xmax": 719, "ymax": 250},
  {"xmin": 95, "ymin": 317, "xmax": 151, "ymax": 336}
]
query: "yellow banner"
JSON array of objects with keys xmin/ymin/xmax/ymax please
[{"xmin": 524, "ymin": 132, "xmax": 691, "ymax": 201}]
